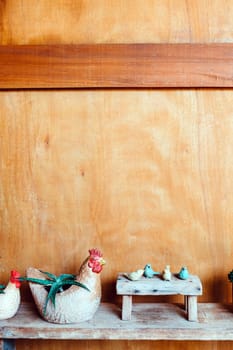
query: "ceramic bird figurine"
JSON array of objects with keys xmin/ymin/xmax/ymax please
[
  {"xmin": 143, "ymin": 264, "xmax": 160, "ymax": 278},
  {"xmin": 0, "ymin": 270, "xmax": 21, "ymax": 320},
  {"xmin": 124, "ymin": 269, "xmax": 144, "ymax": 281},
  {"xmin": 162, "ymin": 265, "xmax": 172, "ymax": 281},
  {"xmin": 178, "ymin": 266, "xmax": 189, "ymax": 280}
]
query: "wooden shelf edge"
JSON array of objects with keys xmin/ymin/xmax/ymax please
[
  {"xmin": 0, "ymin": 44, "xmax": 233, "ymax": 89},
  {"xmin": 1, "ymin": 302, "xmax": 233, "ymax": 341}
]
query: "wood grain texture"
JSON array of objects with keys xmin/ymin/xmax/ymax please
[
  {"xmin": 1, "ymin": 1, "xmax": 233, "ymax": 350},
  {"xmin": 1, "ymin": 89, "xmax": 233, "ymax": 350},
  {"xmin": 1, "ymin": 89, "xmax": 232, "ymax": 300},
  {"xmin": 116, "ymin": 274, "xmax": 202, "ymax": 296},
  {"xmin": 15, "ymin": 340, "xmax": 233, "ymax": 350},
  {"xmin": 2, "ymin": 302, "xmax": 233, "ymax": 341},
  {"xmin": 1, "ymin": 0, "xmax": 233, "ymax": 44},
  {"xmin": 0, "ymin": 44, "xmax": 233, "ymax": 88}
]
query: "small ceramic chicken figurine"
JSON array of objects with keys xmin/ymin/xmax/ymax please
[
  {"xmin": 162, "ymin": 265, "xmax": 172, "ymax": 281},
  {"xmin": 124, "ymin": 269, "xmax": 144, "ymax": 281},
  {"xmin": 0, "ymin": 270, "xmax": 21, "ymax": 320}
]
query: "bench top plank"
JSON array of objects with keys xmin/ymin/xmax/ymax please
[{"xmin": 116, "ymin": 273, "xmax": 202, "ymax": 296}]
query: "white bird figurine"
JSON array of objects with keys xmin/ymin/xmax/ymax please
[
  {"xmin": 162, "ymin": 265, "xmax": 172, "ymax": 281},
  {"xmin": 124, "ymin": 269, "xmax": 144, "ymax": 281},
  {"xmin": 0, "ymin": 270, "xmax": 21, "ymax": 320}
]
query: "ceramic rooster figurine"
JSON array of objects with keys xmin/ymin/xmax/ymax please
[
  {"xmin": 26, "ymin": 248, "xmax": 106, "ymax": 323},
  {"xmin": 0, "ymin": 270, "xmax": 21, "ymax": 320}
]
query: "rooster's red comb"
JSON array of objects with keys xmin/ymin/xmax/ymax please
[
  {"xmin": 89, "ymin": 248, "xmax": 102, "ymax": 258},
  {"xmin": 10, "ymin": 270, "xmax": 21, "ymax": 288},
  {"xmin": 11, "ymin": 270, "xmax": 20, "ymax": 278}
]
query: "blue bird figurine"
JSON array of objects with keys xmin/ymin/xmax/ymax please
[
  {"xmin": 143, "ymin": 264, "xmax": 160, "ymax": 278},
  {"xmin": 178, "ymin": 266, "xmax": 189, "ymax": 280}
]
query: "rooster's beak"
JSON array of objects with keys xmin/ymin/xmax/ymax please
[{"xmin": 100, "ymin": 258, "xmax": 106, "ymax": 266}]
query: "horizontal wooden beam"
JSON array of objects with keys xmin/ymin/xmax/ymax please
[
  {"xmin": 0, "ymin": 44, "xmax": 233, "ymax": 89},
  {"xmin": 1, "ymin": 302, "xmax": 233, "ymax": 340}
]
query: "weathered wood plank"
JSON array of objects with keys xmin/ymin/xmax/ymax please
[
  {"xmin": 116, "ymin": 274, "xmax": 202, "ymax": 296},
  {"xmin": 0, "ymin": 44, "xmax": 233, "ymax": 89},
  {"xmin": 1, "ymin": 303, "xmax": 233, "ymax": 341},
  {"xmin": 122, "ymin": 296, "xmax": 132, "ymax": 321},
  {"xmin": 187, "ymin": 296, "xmax": 198, "ymax": 322}
]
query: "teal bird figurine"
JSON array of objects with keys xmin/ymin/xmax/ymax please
[
  {"xmin": 178, "ymin": 266, "xmax": 189, "ymax": 280},
  {"xmin": 143, "ymin": 264, "xmax": 160, "ymax": 278}
]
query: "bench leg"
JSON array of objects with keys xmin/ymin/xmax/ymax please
[
  {"xmin": 184, "ymin": 295, "xmax": 188, "ymax": 311},
  {"xmin": 122, "ymin": 295, "xmax": 132, "ymax": 320},
  {"xmin": 187, "ymin": 296, "xmax": 198, "ymax": 321},
  {"xmin": 0, "ymin": 340, "xmax": 16, "ymax": 350}
]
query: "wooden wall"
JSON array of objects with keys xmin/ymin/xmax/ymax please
[{"xmin": 1, "ymin": 1, "xmax": 233, "ymax": 349}]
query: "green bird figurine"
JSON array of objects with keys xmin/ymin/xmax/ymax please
[
  {"xmin": 143, "ymin": 264, "xmax": 160, "ymax": 278},
  {"xmin": 178, "ymin": 266, "xmax": 189, "ymax": 280}
]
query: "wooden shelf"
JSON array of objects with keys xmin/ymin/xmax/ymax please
[
  {"xmin": 0, "ymin": 44, "xmax": 233, "ymax": 89},
  {"xmin": 1, "ymin": 302, "xmax": 233, "ymax": 341}
]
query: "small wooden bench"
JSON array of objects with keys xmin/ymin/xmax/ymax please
[{"xmin": 116, "ymin": 273, "xmax": 202, "ymax": 321}]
